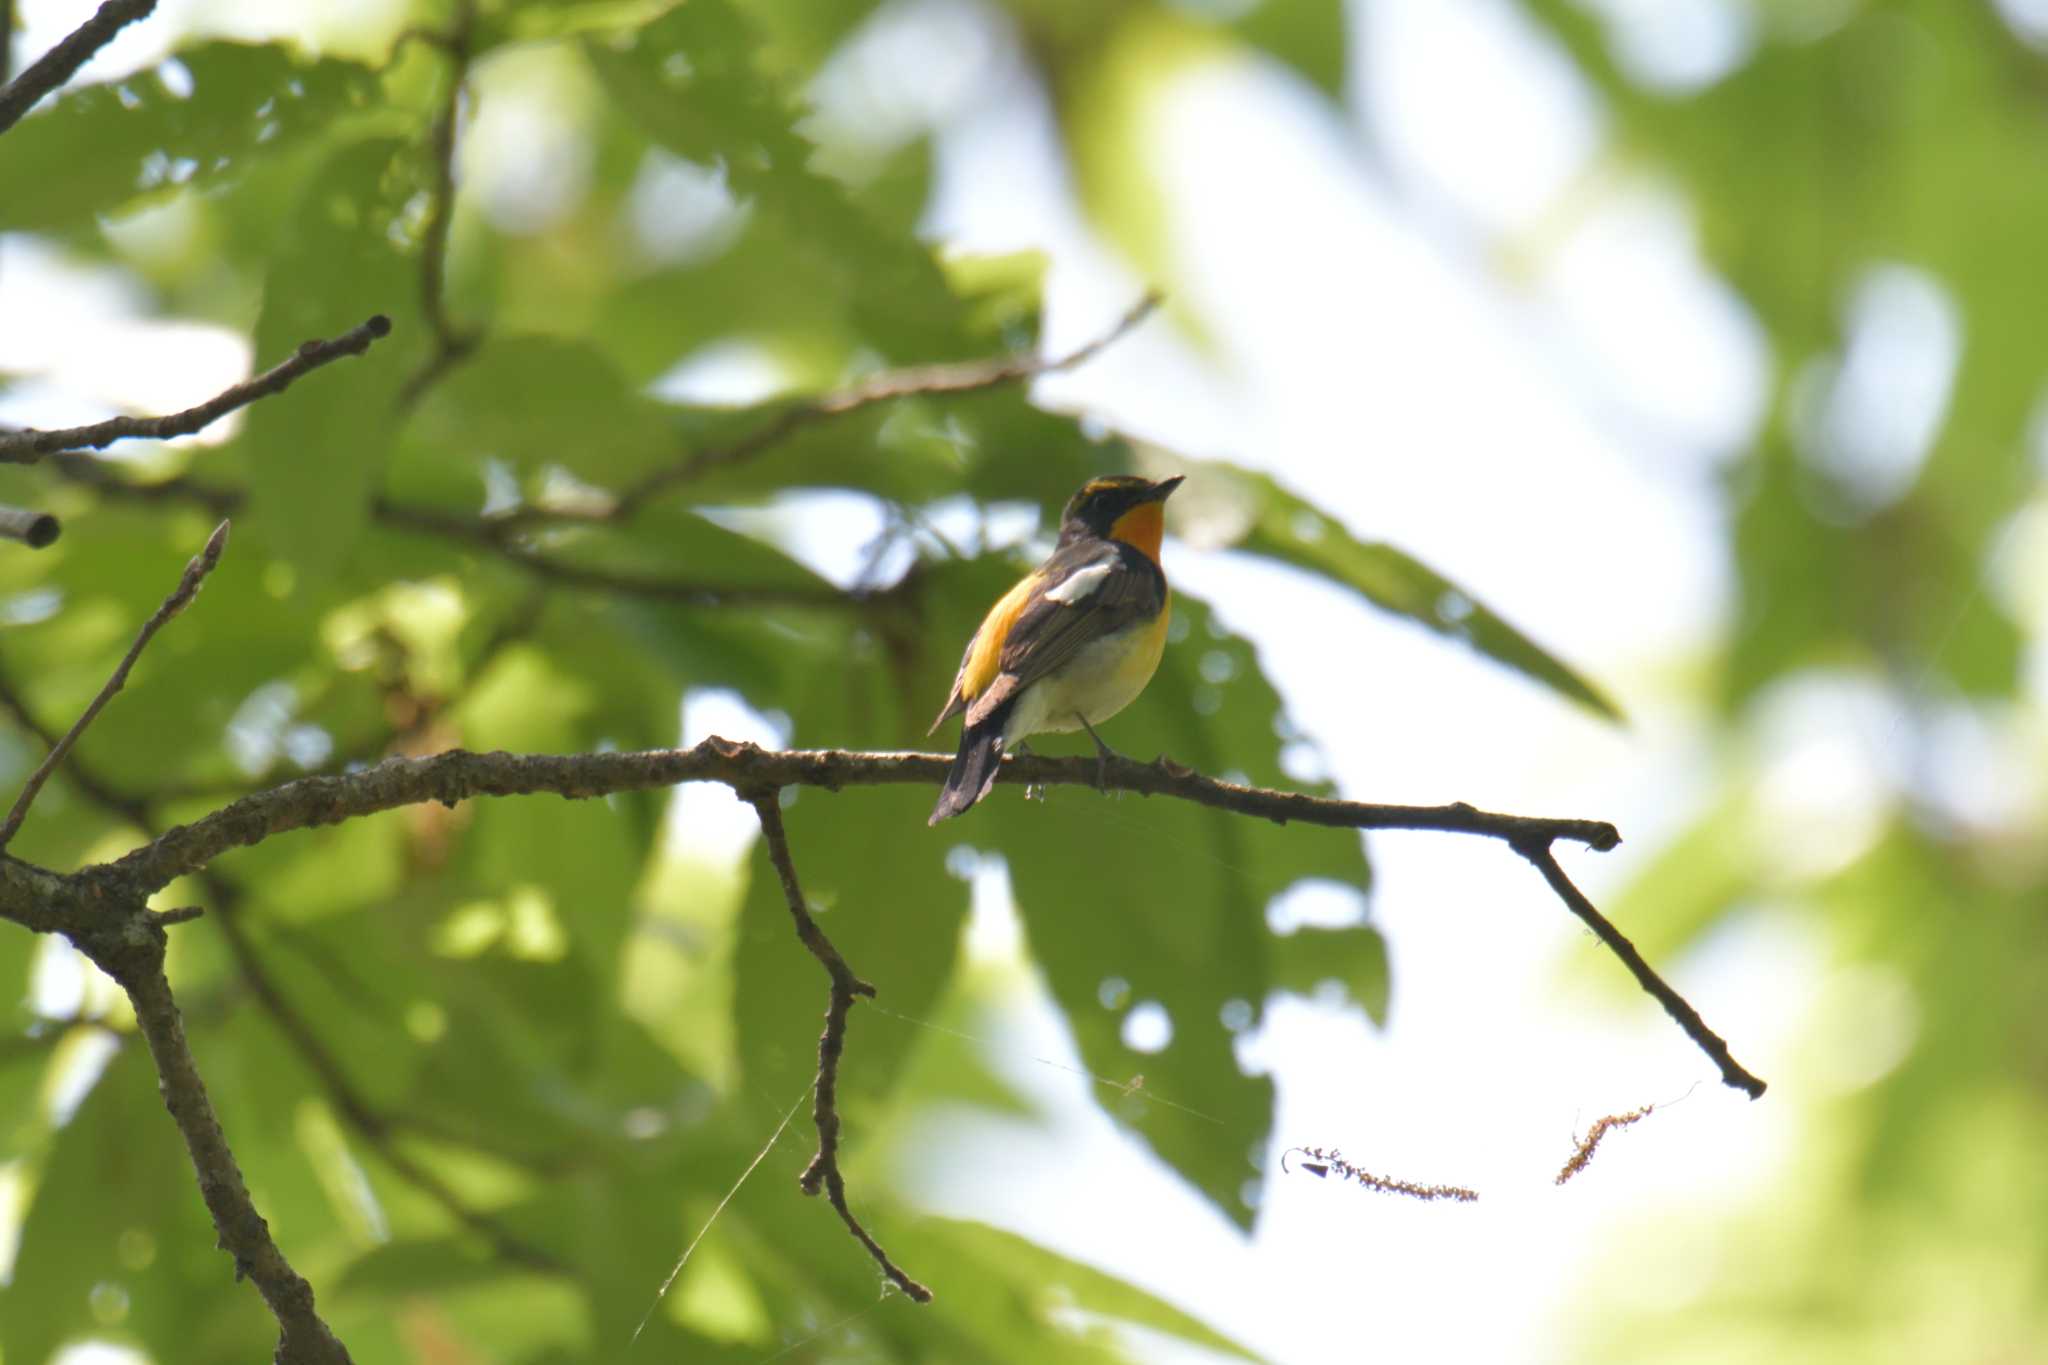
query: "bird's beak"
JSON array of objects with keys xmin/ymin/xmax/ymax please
[{"xmin": 1145, "ymin": 475, "xmax": 1185, "ymax": 502}]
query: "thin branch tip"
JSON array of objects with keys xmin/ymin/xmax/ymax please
[
  {"xmin": 0, "ymin": 316, "xmax": 396, "ymax": 465},
  {"xmin": 1514, "ymin": 839, "xmax": 1766, "ymax": 1099},
  {"xmin": 0, "ymin": 522, "xmax": 231, "ymax": 850}
]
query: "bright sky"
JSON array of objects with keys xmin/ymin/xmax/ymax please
[{"xmin": 2, "ymin": 0, "xmax": 1978, "ymax": 1362}]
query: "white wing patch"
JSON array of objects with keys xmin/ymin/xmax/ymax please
[{"xmin": 1043, "ymin": 561, "xmax": 1113, "ymax": 605}]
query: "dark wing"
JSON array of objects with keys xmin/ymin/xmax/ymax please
[{"xmin": 993, "ymin": 539, "xmax": 1165, "ymax": 695}]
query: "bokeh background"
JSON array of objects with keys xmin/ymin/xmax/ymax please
[{"xmin": 3, "ymin": 0, "xmax": 2047, "ymax": 1362}]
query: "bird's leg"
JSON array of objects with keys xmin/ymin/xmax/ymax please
[{"xmin": 1075, "ymin": 714, "xmax": 1118, "ymax": 793}]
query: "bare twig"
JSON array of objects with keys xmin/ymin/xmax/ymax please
[
  {"xmin": 1280, "ymin": 1146, "xmax": 1477, "ymax": 1203},
  {"xmin": 0, "ymin": 0, "xmax": 156, "ymax": 136},
  {"xmin": 0, "ymin": 503, "xmax": 59, "ymax": 547},
  {"xmin": 0, "ymin": 663, "xmax": 154, "ymax": 829},
  {"xmin": 0, "ymin": 520, "xmax": 229, "ymax": 851},
  {"xmin": 748, "ymin": 792, "xmax": 932, "ymax": 1303},
  {"xmin": 0, "ymin": 315, "xmax": 392, "ymax": 464},
  {"xmin": 603, "ymin": 292, "xmax": 1163, "ymax": 520},
  {"xmin": 1511, "ymin": 837, "xmax": 1766, "ymax": 1099}
]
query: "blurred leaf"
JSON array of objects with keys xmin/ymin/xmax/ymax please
[
  {"xmin": 1185, "ymin": 457, "xmax": 1623, "ymax": 720},
  {"xmin": 0, "ymin": 44, "xmax": 379, "ymax": 232},
  {"xmin": 1596, "ymin": 791, "xmax": 1759, "ymax": 969},
  {"xmin": 584, "ymin": 0, "xmax": 970, "ymax": 358},
  {"xmin": 408, "ymin": 336, "xmax": 678, "ymax": 483},
  {"xmin": 243, "ymin": 136, "xmax": 417, "ymax": 588},
  {"xmin": 902, "ymin": 1217, "xmax": 1260, "ymax": 1361},
  {"xmin": 1232, "ymin": 0, "xmax": 1348, "ymax": 101},
  {"xmin": 1271, "ymin": 921, "xmax": 1389, "ymax": 1026},
  {"xmin": 0, "ymin": 1047, "xmax": 274, "ymax": 1365},
  {"xmin": 0, "ymin": 507, "xmax": 326, "ymax": 804},
  {"xmin": 1048, "ymin": 9, "xmax": 1208, "ymax": 288}
]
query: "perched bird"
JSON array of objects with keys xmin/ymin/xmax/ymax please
[{"xmin": 928, "ymin": 473, "xmax": 1183, "ymax": 824}]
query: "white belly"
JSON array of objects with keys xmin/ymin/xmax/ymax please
[{"xmin": 1002, "ymin": 616, "xmax": 1167, "ymax": 745}]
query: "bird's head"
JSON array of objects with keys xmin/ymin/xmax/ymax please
[{"xmin": 1057, "ymin": 474, "xmax": 1184, "ymax": 557}]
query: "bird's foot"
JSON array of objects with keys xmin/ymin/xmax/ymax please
[{"xmin": 1075, "ymin": 714, "xmax": 1118, "ymax": 794}]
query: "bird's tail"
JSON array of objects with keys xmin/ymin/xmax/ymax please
[{"xmin": 929, "ymin": 705, "xmax": 1011, "ymax": 825}]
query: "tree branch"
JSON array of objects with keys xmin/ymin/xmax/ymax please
[
  {"xmin": 0, "ymin": 502, "xmax": 60, "ymax": 547},
  {"xmin": 77, "ymin": 912, "xmax": 353, "ymax": 1365},
  {"xmin": 0, "ymin": 729, "xmax": 1764, "ymax": 1323},
  {"xmin": 749, "ymin": 793, "xmax": 932, "ymax": 1303},
  {"xmin": 0, "ymin": 315, "xmax": 392, "ymax": 464},
  {"xmin": 74, "ymin": 738, "xmax": 1760, "ymax": 1095},
  {"xmin": 101, "ymin": 742, "xmax": 1610, "ymax": 892},
  {"xmin": 0, "ymin": 520, "xmax": 229, "ymax": 852},
  {"xmin": 0, "ymin": 0, "xmax": 156, "ymax": 137}
]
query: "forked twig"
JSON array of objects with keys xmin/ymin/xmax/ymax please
[
  {"xmin": 748, "ymin": 791, "xmax": 933, "ymax": 1303},
  {"xmin": 1512, "ymin": 838, "xmax": 1765, "ymax": 1099}
]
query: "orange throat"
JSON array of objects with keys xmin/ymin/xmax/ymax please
[{"xmin": 1108, "ymin": 500, "xmax": 1166, "ymax": 562}]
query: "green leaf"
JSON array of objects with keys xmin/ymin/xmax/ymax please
[
  {"xmin": 1272, "ymin": 920, "xmax": 1390, "ymax": 1026},
  {"xmin": 0, "ymin": 506, "xmax": 327, "ymax": 801},
  {"xmin": 0, "ymin": 1047, "xmax": 274, "ymax": 1365},
  {"xmin": 0, "ymin": 43, "xmax": 379, "ymax": 232},
  {"xmin": 583, "ymin": 0, "xmax": 970, "ymax": 359},
  {"xmin": 408, "ymin": 335, "xmax": 678, "ymax": 485},
  {"xmin": 901, "ymin": 1218, "xmax": 1261, "ymax": 1362},
  {"xmin": 243, "ymin": 136, "xmax": 416, "ymax": 588},
  {"xmin": 1186, "ymin": 457, "xmax": 1625, "ymax": 722},
  {"xmin": 1233, "ymin": 0, "xmax": 1349, "ymax": 101}
]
